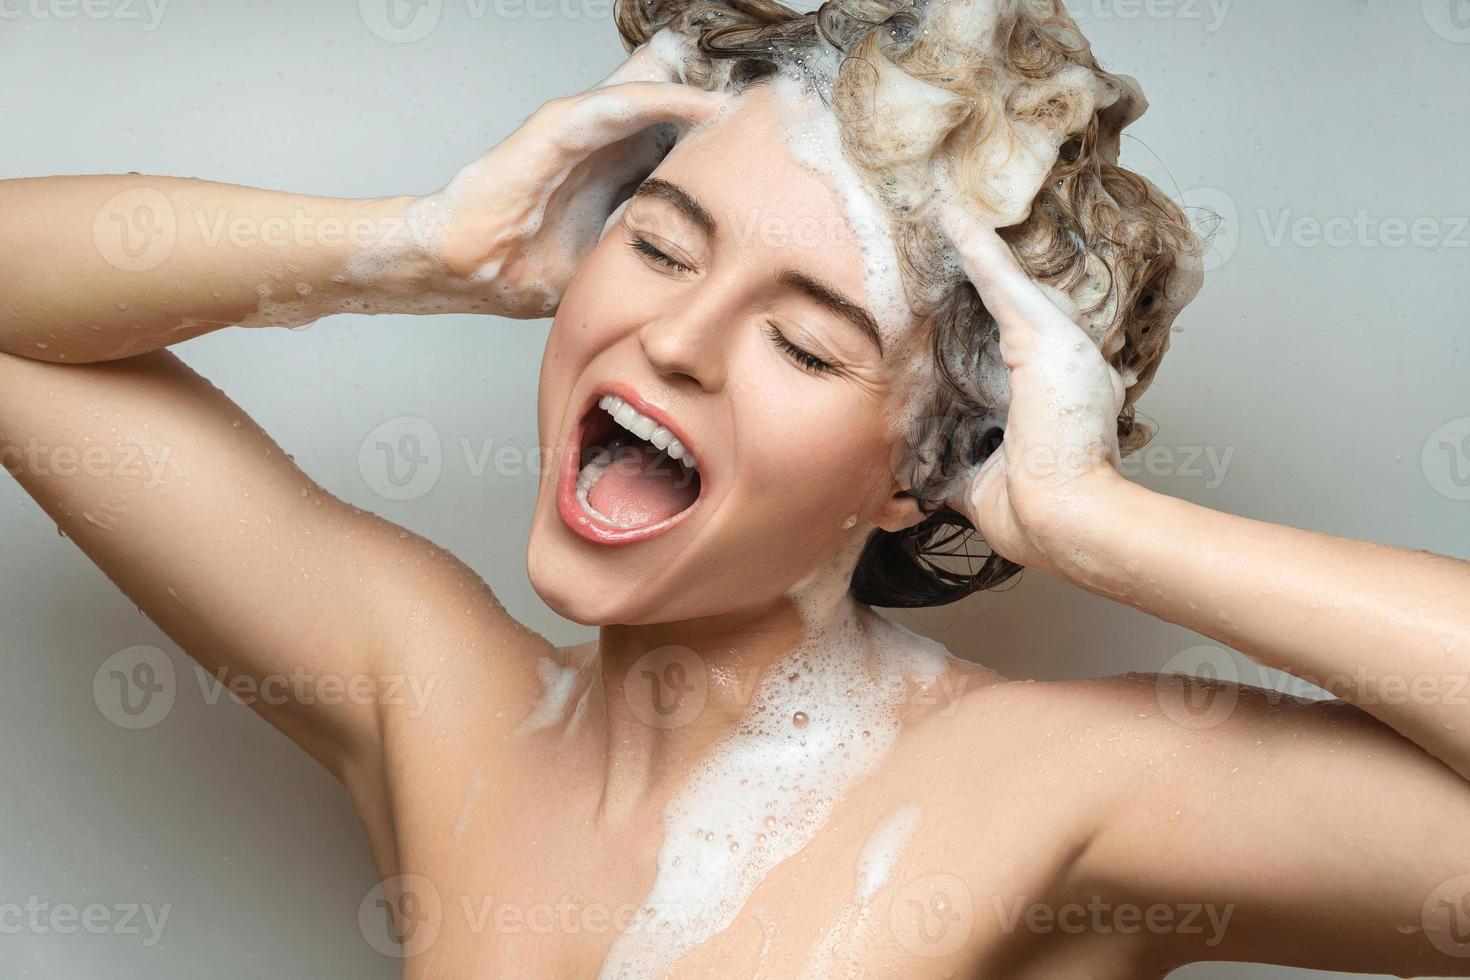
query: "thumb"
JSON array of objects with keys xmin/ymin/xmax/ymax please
[{"xmin": 949, "ymin": 443, "xmax": 1007, "ymax": 525}]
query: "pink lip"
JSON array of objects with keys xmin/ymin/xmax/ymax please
[{"xmin": 555, "ymin": 382, "xmax": 706, "ymax": 547}]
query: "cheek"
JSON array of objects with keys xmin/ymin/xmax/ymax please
[
  {"xmin": 744, "ymin": 394, "xmax": 896, "ymax": 529},
  {"xmin": 546, "ymin": 246, "xmax": 624, "ymax": 361},
  {"xmin": 538, "ymin": 242, "xmax": 640, "ymax": 438}
]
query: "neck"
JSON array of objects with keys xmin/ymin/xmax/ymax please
[{"xmin": 590, "ymin": 545, "xmax": 868, "ymax": 820}]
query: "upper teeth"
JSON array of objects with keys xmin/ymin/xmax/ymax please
[{"xmin": 598, "ymin": 395, "xmax": 696, "ymax": 469}]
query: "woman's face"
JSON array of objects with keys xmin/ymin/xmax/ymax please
[{"xmin": 527, "ymin": 84, "xmax": 931, "ymax": 627}]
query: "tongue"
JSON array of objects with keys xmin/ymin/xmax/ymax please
[{"xmin": 588, "ymin": 442, "xmax": 699, "ymax": 528}]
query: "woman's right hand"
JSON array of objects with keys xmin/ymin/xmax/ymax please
[{"xmin": 407, "ymin": 74, "xmax": 727, "ymax": 319}]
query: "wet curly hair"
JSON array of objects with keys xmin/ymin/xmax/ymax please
[{"xmin": 615, "ymin": 0, "xmax": 1204, "ymax": 607}]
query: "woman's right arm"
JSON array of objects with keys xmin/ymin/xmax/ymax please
[
  {"xmin": 1, "ymin": 79, "xmax": 727, "ymax": 364},
  {"xmin": 0, "ymin": 175, "xmax": 428, "ymax": 361},
  {"xmin": 0, "ymin": 78, "xmax": 726, "ymax": 786}
]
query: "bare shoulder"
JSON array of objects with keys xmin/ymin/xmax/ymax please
[
  {"xmin": 364, "ymin": 520, "xmax": 558, "ymax": 739},
  {"xmin": 340, "ymin": 518, "xmax": 567, "ymax": 865},
  {"xmin": 929, "ymin": 667, "xmax": 1399, "ymax": 787},
  {"xmin": 938, "ymin": 667, "xmax": 1377, "ymax": 754},
  {"xmin": 906, "ymin": 666, "xmax": 1398, "ymax": 857}
]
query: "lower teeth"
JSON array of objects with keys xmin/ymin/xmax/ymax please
[{"xmin": 576, "ymin": 448, "xmax": 636, "ymax": 529}]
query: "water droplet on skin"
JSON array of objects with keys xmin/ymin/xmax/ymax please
[{"xmin": 792, "ymin": 711, "xmax": 809, "ymax": 728}]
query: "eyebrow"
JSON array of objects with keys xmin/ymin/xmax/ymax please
[
  {"xmin": 632, "ymin": 178, "xmax": 884, "ymax": 357},
  {"xmin": 632, "ymin": 178, "xmax": 716, "ymax": 235},
  {"xmin": 778, "ymin": 270, "xmax": 884, "ymax": 357}
]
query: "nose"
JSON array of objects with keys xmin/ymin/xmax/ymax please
[{"xmin": 636, "ymin": 299, "xmax": 730, "ymax": 393}]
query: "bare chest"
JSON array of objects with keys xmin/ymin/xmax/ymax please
[{"xmin": 372, "ymin": 751, "xmax": 1146, "ymax": 980}]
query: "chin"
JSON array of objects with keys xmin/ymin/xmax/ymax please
[
  {"xmin": 525, "ymin": 523, "xmax": 653, "ymax": 627},
  {"xmin": 526, "ymin": 531, "xmax": 602, "ymax": 627}
]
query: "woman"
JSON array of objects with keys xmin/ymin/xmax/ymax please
[{"xmin": 1, "ymin": 0, "xmax": 1467, "ymax": 976}]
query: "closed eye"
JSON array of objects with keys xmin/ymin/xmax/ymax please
[
  {"xmin": 765, "ymin": 323, "xmax": 836, "ymax": 375},
  {"xmin": 628, "ymin": 235, "xmax": 694, "ymax": 274}
]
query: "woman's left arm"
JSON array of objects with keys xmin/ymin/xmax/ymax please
[
  {"xmin": 942, "ymin": 205, "xmax": 1470, "ymax": 973},
  {"xmin": 1061, "ymin": 471, "xmax": 1470, "ymax": 778},
  {"xmin": 940, "ymin": 204, "xmax": 1470, "ymax": 782}
]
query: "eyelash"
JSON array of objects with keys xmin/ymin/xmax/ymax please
[
  {"xmin": 627, "ymin": 236, "xmax": 693, "ymax": 274},
  {"xmin": 626, "ymin": 236, "xmax": 835, "ymax": 375},
  {"xmin": 765, "ymin": 323, "xmax": 836, "ymax": 375}
]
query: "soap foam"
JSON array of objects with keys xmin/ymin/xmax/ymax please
[
  {"xmin": 620, "ymin": 0, "xmax": 1204, "ymax": 483},
  {"xmin": 770, "ymin": 72, "xmax": 912, "ymax": 347},
  {"xmin": 801, "ymin": 804, "xmax": 921, "ymax": 976},
  {"xmin": 516, "ymin": 656, "xmax": 583, "ymax": 735},
  {"xmin": 853, "ymin": 804, "xmax": 920, "ymax": 904},
  {"xmin": 600, "ymin": 533, "xmax": 962, "ymax": 977}
]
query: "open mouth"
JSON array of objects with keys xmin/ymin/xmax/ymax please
[{"xmin": 558, "ymin": 390, "xmax": 704, "ymax": 544}]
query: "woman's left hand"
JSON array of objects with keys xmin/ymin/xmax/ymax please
[{"xmin": 939, "ymin": 205, "xmax": 1129, "ymax": 576}]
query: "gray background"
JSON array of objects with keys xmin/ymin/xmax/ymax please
[{"xmin": 2, "ymin": 0, "xmax": 1468, "ymax": 977}]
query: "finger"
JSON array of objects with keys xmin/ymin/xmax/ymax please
[
  {"xmin": 555, "ymin": 82, "xmax": 730, "ymax": 156},
  {"xmin": 949, "ymin": 444, "xmax": 1006, "ymax": 522},
  {"xmin": 595, "ymin": 33, "xmax": 689, "ymax": 87},
  {"xmin": 939, "ymin": 204, "xmax": 1084, "ymax": 357}
]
